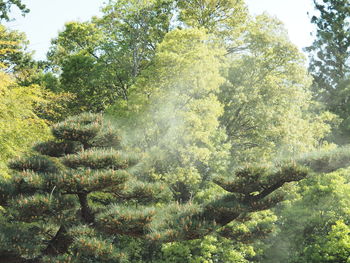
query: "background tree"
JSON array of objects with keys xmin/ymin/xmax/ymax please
[
  {"xmin": 0, "ymin": 24, "xmax": 34, "ymax": 77},
  {"xmin": 220, "ymin": 15, "xmax": 335, "ymax": 165},
  {"xmin": 104, "ymin": 5, "xmax": 335, "ymax": 261},
  {"xmin": 109, "ymin": 28, "xmax": 229, "ymax": 202},
  {"xmin": 0, "ymin": 0, "xmax": 28, "ymax": 21},
  {"xmin": 0, "ymin": 72, "xmax": 50, "ymax": 177},
  {"xmin": 0, "ymin": 23, "xmax": 75, "ymax": 176},
  {"xmin": 306, "ymin": 0, "xmax": 350, "ymax": 142},
  {"xmin": 47, "ymin": 0, "xmax": 174, "ymax": 113}
]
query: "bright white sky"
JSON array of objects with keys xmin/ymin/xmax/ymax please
[{"xmin": 4, "ymin": 0, "xmax": 316, "ymax": 60}]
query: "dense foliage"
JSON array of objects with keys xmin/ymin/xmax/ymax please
[
  {"xmin": 1, "ymin": 0, "xmax": 350, "ymax": 262},
  {"xmin": 306, "ymin": 0, "xmax": 350, "ymax": 141},
  {"xmin": 0, "ymin": 113, "xmax": 309, "ymax": 262}
]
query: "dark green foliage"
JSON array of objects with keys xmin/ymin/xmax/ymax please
[
  {"xmin": 0, "ymin": 0, "xmax": 29, "ymax": 21},
  {"xmin": 306, "ymin": 0, "xmax": 350, "ymax": 140},
  {"xmin": 62, "ymin": 149, "xmax": 129, "ymax": 170},
  {"xmin": 33, "ymin": 141, "xmax": 82, "ymax": 157},
  {"xmin": 9, "ymin": 194, "xmax": 76, "ymax": 223},
  {"xmin": 119, "ymin": 181, "xmax": 173, "ymax": 204},
  {"xmin": 47, "ymin": 169, "xmax": 129, "ymax": 193},
  {"xmin": 97, "ymin": 205, "xmax": 156, "ymax": 236},
  {"xmin": 9, "ymin": 155, "xmax": 60, "ymax": 174},
  {"xmin": 214, "ymin": 165, "xmax": 308, "ymax": 201},
  {"xmin": 0, "ymin": 113, "xmax": 172, "ymax": 262},
  {"xmin": 52, "ymin": 113, "xmax": 102, "ymax": 146}
]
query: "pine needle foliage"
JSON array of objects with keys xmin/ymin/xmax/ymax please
[
  {"xmin": 298, "ymin": 145, "xmax": 350, "ymax": 173},
  {"xmin": 0, "ymin": 113, "xmax": 171, "ymax": 262}
]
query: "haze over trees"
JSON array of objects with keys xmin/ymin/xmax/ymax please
[{"xmin": 0, "ymin": 0, "xmax": 350, "ymax": 262}]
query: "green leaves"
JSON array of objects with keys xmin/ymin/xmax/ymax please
[
  {"xmin": 306, "ymin": 0, "xmax": 350, "ymax": 141},
  {"xmin": 177, "ymin": 0, "xmax": 248, "ymax": 45},
  {"xmin": 47, "ymin": 1, "xmax": 174, "ymax": 113},
  {"xmin": 261, "ymin": 167, "xmax": 350, "ymax": 262},
  {"xmin": 304, "ymin": 220, "xmax": 350, "ymax": 263},
  {"xmin": 121, "ymin": 28, "xmax": 228, "ymax": 202},
  {"xmin": 0, "ymin": 72, "xmax": 51, "ymax": 176},
  {"xmin": 0, "ymin": 0, "xmax": 29, "ymax": 21},
  {"xmin": 219, "ymin": 14, "xmax": 333, "ymax": 164}
]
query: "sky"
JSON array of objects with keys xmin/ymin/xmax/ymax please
[{"xmin": 4, "ymin": 0, "xmax": 316, "ymax": 60}]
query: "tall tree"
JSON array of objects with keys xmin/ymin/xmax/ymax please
[
  {"xmin": 0, "ymin": 27, "xmax": 53, "ymax": 176},
  {"xmin": 220, "ymin": 15, "xmax": 334, "ymax": 165},
  {"xmin": 47, "ymin": 0, "xmax": 174, "ymax": 113},
  {"xmin": 306, "ymin": 0, "xmax": 350, "ymax": 141}
]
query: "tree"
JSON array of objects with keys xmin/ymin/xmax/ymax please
[
  {"xmin": 219, "ymin": 14, "xmax": 335, "ymax": 165},
  {"xmin": 99, "ymin": 0, "xmax": 174, "ymax": 81},
  {"xmin": 306, "ymin": 0, "xmax": 350, "ymax": 141},
  {"xmin": 47, "ymin": 22, "xmax": 114, "ymax": 113},
  {"xmin": 47, "ymin": 0, "xmax": 174, "ymax": 113},
  {"xmin": 304, "ymin": 220, "xmax": 350, "ymax": 263},
  {"xmin": 0, "ymin": 112, "xmax": 308, "ymax": 262},
  {"xmin": 0, "ymin": 71, "xmax": 50, "ymax": 177},
  {"xmin": 109, "ymin": 28, "xmax": 230, "ymax": 202},
  {"xmin": 0, "ymin": 0, "xmax": 28, "ymax": 21},
  {"xmin": 0, "ymin": 23, "xmax": 77, "ymax": 176},
  {"xmin": 0, "ymin": 24, "xmax": 34, "ymax": 75}
]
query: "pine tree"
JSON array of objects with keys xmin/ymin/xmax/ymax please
[
  {"xmin": 306, "ymin": 0, "xmax": 350, "ymax": 141},
  {"xmin": 0, "ymin": 113, "xmax": 309, "ymax": 262}
]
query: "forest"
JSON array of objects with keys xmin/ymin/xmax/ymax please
[{"xmin": 0, "ymin": 0, "xmax": 350, "ymax": 262}]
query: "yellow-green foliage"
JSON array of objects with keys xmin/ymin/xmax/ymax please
[
  {"xmin": 177, "ymin": 0, "xmax": 248, "ymax": 41},
  {"xmin": 261, "ymin": 167, "xmax": 350, "ymax": 263},
  {"xmin": 0, "ymin": 72, "xmax": 50, "ymax": 176}
]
